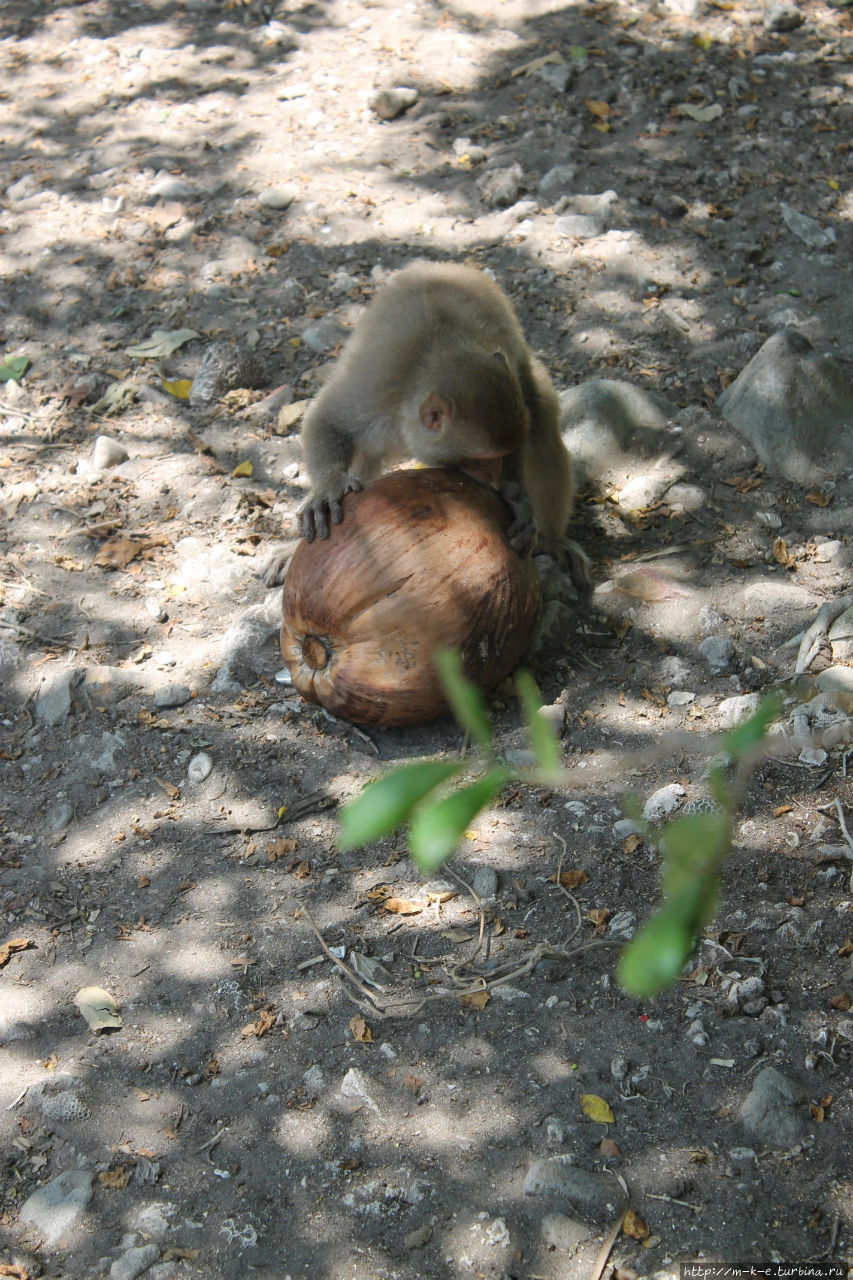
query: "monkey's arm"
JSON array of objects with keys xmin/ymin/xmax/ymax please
[{"xmin": 297, "ymin": 400, "xmax": 364, "ymax": 541}]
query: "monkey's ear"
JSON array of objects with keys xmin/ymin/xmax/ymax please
[
  {"xmin": 492, "ymin": 351, "xmax": 508, "ymax": 367},
  {"xmin": 419, "ymin": 390, "xmax": 452, "ymax": 432}
]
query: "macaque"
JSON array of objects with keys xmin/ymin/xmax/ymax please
[{"xmin": 265, "ymin": 262, "xmax": 589, "ymax": 587}]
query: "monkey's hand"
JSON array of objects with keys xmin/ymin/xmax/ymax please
[
  {"xmin": 500, "ymin": 482, "xmax": 536, "ymax": 558},
  {"xmin": 297, "ymin": 476, "xmax": 363, "ymax": 541}
]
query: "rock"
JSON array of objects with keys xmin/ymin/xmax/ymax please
[
  {"xmin": 153, "ymin": 683, "xmax": 192, "ymax": 709},
  {"xmin": 471, "ymin": 867, "xmax": 499, "ymax": 899},
  {"xmin": 538, "ymin": 164, "xmax": 577, "ymax": 200},
  {"xmin": 18, "ymin": 1170, "xmax": 95, "ymax": 1246},
  {"xmin": 35, "ymin": 669, "xmax": 81, "ymax": 726},
  {"xmin": 716, "ymin": 329, "xmax": 853, "ymax": 485},
  {"xmin": 150, "ymin": 172, "xmax": 195, "ymax": 199},
  {"xmin": 642, "ymin": 783, "xmax": 685, "ymax": 823},
  {"xmin": 187, "ymin": 751, "xmax": 213, "ymax": 784},
  {"xmin": 503, "ymin": 748, "xmax": 536, "ymax": 769},
  {"xmin": 540, "ymin": 1213, "xmax": 588, "ymax": 1251},
  {"xmin": 716, "ymin": 693, "xmax": 762, "ymax": 728},
  {"xmin": 780, "ymin": 203, "xmax": 836, "ymax": 249},
  {"xmin": 111, "ymin": 1243, "xmax": 161, "ymax": 1280},
  {"xmin": 718, "ymin": 974, "xmax": 768, "ymax": 1015},
  {"xmin": 340, "ymin": 1066, "xmax": 383, "ymax": 1113},
  {"xmin": 476, "ymin": 163, "xmax": 525, "ymax": 209},
  {"xmin": 534, "ymin": 61, "xmax": 574, "ymax": 92},
  {"xmin": 145, "ymin": 597, "xmax": 168, "ymax": 622},
  {"xmin": 559, "ymin": 379, "xmax": 677, "ymax": 488},
  {"xmin": 607, "ymin": 910, "xmax": 636, "ymax": 939},
  {"xmin": 93, "ymin": 435, "xmax": 130, "ymax": 470},
  {"xmin": 816, "ymin": 666, "xmax": 853, "ymax": 701},
  {"xmin": 152, "ymin": 650, "xmax": 176, "ymax": 669},
  {"xmin": 764, "ymin": 3, "xmax": 806, "ymax": 30},
  {"xmin": 555, "ymin": 212, "xmax": 603, "ymax": 239},
  {"xmin": 667, "ymin": 690, "xmax": 695, "ymax": 707},
  {"xmin": 189, "ymin": 342, "xmax": 267, "ymax": 407},
  {"xmin": 46, "ymin": 800, "xmax": 74, "ymax": 833},
  {"xmin": 523, "ymin": 1157, "xmax": 625, "ymax": 1223},
  {"xmin": 368, "ymin": 86, "xmax": 418, "ymax": 120},
  {"xmin": 452, "ymin": 137, "xmax": 489, "ymax": 163},
  {"xmin": 301, "ymin": 316, "xmax": 348, "ymax": 354},
  {"xmin": 30, "ymin": 1073, "xmax": 94, "ymax": 1121},
  {"xmin": 83, "ymin": 666, "xmax": 139, "ymax": 705},
  {"xmin": 698, "ymin": 635, "xmax": 735, "ymax": 673},
  {"xmin": 739, "ymin": 1066, "xmax": 809, "ymax": 1146},
  {"xmin": 258, "ymin": 183, "xmax": 298, "ymax": 210}
]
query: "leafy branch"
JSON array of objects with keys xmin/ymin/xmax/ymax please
[{"xmin": 338, "ymin": 648, "xmax": 783, "ymax": 998}]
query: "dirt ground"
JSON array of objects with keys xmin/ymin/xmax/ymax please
[{"xmin": 2, "ymin": 0, "xmax": 853, "ymax": 1276}]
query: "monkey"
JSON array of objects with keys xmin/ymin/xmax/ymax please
[{"xmin": 263, "ymin": 261, "xmax": 590, "ymax": 588}]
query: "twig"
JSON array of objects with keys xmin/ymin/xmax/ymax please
[
  {"xmin": 590, "ymin": 1195, "xmax": 628, "ymax": 1280},
  {"xmin": 193, "ymin": 1126, "xmax": 227, "ymax": 1155},
  {"xmin": 834, "ymin": 798, "xmax": 853, "ymax": 854},
  {"xmin": 647, "ymin": 1191, "xmax": 702, "ymax": 1212}
]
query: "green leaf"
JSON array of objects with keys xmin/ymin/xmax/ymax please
[
  {"xmin": 408, "ymin": 767, "xmax": 509, "ymax": 873},
  {"xmin": 0, "ymin": 355, "xmax": 30, "ymax": 382},
  {"xmin": 659, "ymin": 812, "xmax": 729, "ymax": 896},
  {"xmin": 516, "ymin": 670, "xmax": 561, "ymax": 775},
  {"xmin": 617, "ymin": 910, "xmax": 696, "ymax": 998},
  {"xmin": 433, "ymin": 648, "xmax": 494, "ymax": 753},
  {"xmin": 338, "ymin": 759, "xmax": 461, "ymax": 850}
]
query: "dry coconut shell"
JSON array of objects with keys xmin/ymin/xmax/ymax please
[{"xmin": 280, "ymin": 467, "xmax": 540, "ymax": 726}]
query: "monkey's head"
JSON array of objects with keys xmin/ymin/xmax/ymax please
[{"xmin": 404, "ymin": 350, "xmax": 529, "ymax": 479}]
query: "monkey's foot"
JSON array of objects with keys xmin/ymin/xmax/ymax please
[
  {"xmin": 500, "ymin": 482, "xmax": 536, "ymax": 558},
  {"xmin": 261, "ymin": 540, "xmax": 299, "ymax": 588},
  {"xmin": 297, "ymin": 477, "xmax": 363, "ymax": 541},
  {"xmin": 536, "ymin": 534, "xmax": 592, "ymax": 590}
]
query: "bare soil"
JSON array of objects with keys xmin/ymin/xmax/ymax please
[{"xmin": 1, "ymin": 0, "xmax": 853, "ymax": 1277}]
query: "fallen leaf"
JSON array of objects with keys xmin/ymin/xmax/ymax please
[
  {"xmin": 232, "ymin": 459, "xmax": 254, "ymax": 478},
  {"xmin": 125, "ymin": 328, "xmax": 199, "ymax": 359},
  {"xmin": 460, "ymin": 989, "xmax": 490, "ymax": 1010},
  {"xmin": 99, "ymin": 1166, "xmax": 131, "ymax": 1188},
  {"xmin": 622, "ymin": 1208, "xmax": 650, "ymax": 1240},
  {"xmin": 830, "ymin": 992, "xmax": 852, "ymax": 1011},
  {"xmin": 0, "ymin": 1262, "xmax": 31, "ymax": 1278},
  {"xmin": 425, "ymin": 890, "xmax": 457, "ymax": 904},
  {"xmin": 267, "ymin": 836, "xmax": 298, "ymax": 861},
  {"xmin": 622, "ymin": 834, "xmax": 643, "ymax": 855},
  {"xmin": 404, "ymin": 1075, "xmax": 424, "ymax": 1095},
  {"xmin": 693, "ymin": 32, "xmax": 713, "ymax": 49},
  {"xmin": 599, "ymin": 1137, "xmax": 621, "ymax": 1157},
  {"xmin": 588, "ymin": 908, "xmax": 610, "ymax": 933},
  {"xmin": 0, "ymin": 937, "xmax": 33, "ymax": 968},
  {"xmin": 580, "ymin": 1093, "xmax": 615, "ymax": 1124},
  {"xmin": 772, "ymin": 537, "xmax": 795, "ymax": 567},
  {"xmin": 162, "ymin": 378, "xmax": 192, "ymax": 400},
  {"xmin": 162, "ymin": 1250, "xmax": 200, "ymax": 1262},
  {"xmin": 614, "ymin": 569, "xmax": 690, "ymax": 602},
  {"xmin": 554, "ymin": 869, "xmax": 588, "ymax": 889},
  {"xmin": 155, "ymin": 777, "xmax": 180, "ymax": 801},
  {"xmin": 838, "ymin": 938, "xmax": 853, "ymax": 957},
  {"xmin": 678, "ymin": 102, "xmax": 723, "ymax": 123},
  {"xmin": 0, "ymin": 355, "xmax": 31, "ymax": 382},
  {"xmin": 805, "ymin": 490, "xmax": 832, "ymax": 507},
  {"xmin": 75, "ymin": 985, "xmax": 123, "ymax": 1032},
  {"xmin": 350, "ymin": 1015, "xmax": 373, "ymax": 1042},
  {"xmin": 137, "ymin": 875, "xmax": 150, "ymax": 889},
  {"xmin": 512, "ymin": 51, "xmax": 565, "ymax": 77},
  {"xmin": 276, "ymin": 400, "xmax": 308, "ymax": 432},
  {"xmin": 242, "ymin": 1008, "xmax": 276, "ymax": 1037},
  {"xmin": 382, "ymin": 897, "xmax": 422, "ymax": 915},
  {"xmin": 584, "ymin": 98, "xmax": 611, "ymax": 118}
]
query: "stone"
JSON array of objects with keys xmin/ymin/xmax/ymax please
[
  {"xmin": 189, "ymin": 342, "xmax": 266, "ymax": 406},
  {"xmin": 368, "ymin": 86, "xmax": 418, "ymax": 120},
  {"xmin": 46, "ymin": 801, "xmax": 74, "ymax": 832},
  {"xmin": 642, "ymin": 783, "xmax": 685, "ymax": 823},
  {"xmin": 780, "ymin": 203, "xmax": 836, "ymax": 250},
  {"xmin": 471, "ymin": 866, "xmax": 499, "ymax": 899},
  {"xmin": 35, "ymin": 668, "xmax": 81, "ymax": 725},
  {"xmin": 301, "ymin": 316, "xmax": 348, "ymax": 354},
  {"xmin": 476, "ymin": 163, "xmax": 525, "ymax": 209},
  {"xmin": 258, "ymin": 184, "xmax": 298, "ymax": 210},
  {"xmin": 716, "ymin": 329, "xmax": 853, "ymax": 485},
  {"xmin": 153, "ymin": 683, "xmax": 192, "ymax": 709},
  {"xmin": 111, "ymin": 1243, "xmax": 161, "ymax": 1280},
  {"xmin": 538, "ymin": 164, "xmax": 577, "ymax": 200},
  {"xmin": 541, "ymin": 1211, "xmax": 588, "ymax": 1250},
  {"xmin": 698, "ymin": 635, "xmax": 735, "ymax": 673},
  {"xmin": 93, "ymin": 435, "xmax": 130, "ymax": 470},
  {"xmin": 19, "ymin": 1170, "xmax": 95, "ymax": 1246},
  {"xmin": 559, "ymin": 379, "xmax": 677, "ymax": 488},
  {"xmin": 717, "ymin": 693, "xmax": 762, "ymax": 728},
  {"xmin": 739, "ymin": 1066, "xmax": 809, "ymax": 1146},
  {"xmin": 187, "ymin": 751, "xmax": 213, "ymax": 784},
  {"xmin": 764, "ymin": 3, "xmax": 806, "ymax": 30},
  {"xmin": 523, "ymin": 1157, "xmax": 625, "ymax": 1223}
]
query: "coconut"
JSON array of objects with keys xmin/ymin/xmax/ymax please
[{"xmin": 280, "ymin": 467, "xmax": 540, "ymax": 726}]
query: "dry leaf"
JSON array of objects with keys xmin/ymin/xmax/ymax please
[
  {"xmin": 622, "ymin": 834, "xmax": 643, "ymax": 855},
  {"xmin": 622, "ymin": 1208, "xmax": 650, "ymax": 1240},
  {"xmin": 425, "ymin": 890, "xmax": 457, "ymax": 904},
  {"xmin": 137, "ymin": 875, "xmax": 150, "ymax": 889},
  {"xmin": 512, "ymin": 51, "xmax": 565, "ymax": 77},
  {"xmin": 805, "ymin": 490, "xmax": 832, "ymax": 507},
  {"xmin": 350, "ymin": 1015, "xmax": 373, "ymax": 1043},
  {"xmin": 554, "ymin": 869, "xmax": 588, "ymax": 889},
  {"xmin": 242, "ymin": 1008, "xmax": 276, "ymax": 1037},
  {"xmin": 99, "ymin": 1166, "xmax": 131, "ymax": 1189},
  {"xmin": 154, "ymin": 777, "xmax": 180, "ymax": 801},
  {"xmin": 404, "ymin": 1074, "xmax": 424, "ymax": 1095},
  {"xmin": 615, "ymin": 569, "xmax": 690, "ymax": 602},
  {"xmin": 276, "ymin": 400, "xmax": 308, "ymax": 432},
  {"xmin": 0, "ymin": 937, "xmax": 33, "ymax": 968},
  {"xmin": 460, "ymin": 989, "xmax": 490, "ymax": 1010},
  {"xmin": 584, "ymin": 98, "xmax": 611, "ymax": 118},
  {"xmin": 830, "ymin": 992, "xmax": 852, "ymax": 1011},
  {"xmin": 0, "ymin": 1263, "xmax": 30, "ymax": 1279},
  {"xmin": 162, "ymin": 1249, "xmax": 200, "ymax": 1262},
  {"xmin": 74, "ymin": 985, "xmax": 123, "ymax": 1032},
  {"xmin": 772, "ymin": 537, "xmax": 794, "ymax": 567},
  {"xmin": 382, "ymin": 897, "xmax": 422, "ymax": 915},
  {"xmin": 365, "ymin": 884, "xmax": 392, "ymax": 902},
  {"xmin": 837, "ymin": 938, "xmax": 853, "ymax": 957},
  {"xmin": 580, "ymin": 1093, "xmax": 615, "ymax": 1124},
  {"xmin": 588, "ymin": 908, "xmax": 610, "ymax": 933},
  {"xmin": 232, "ymin": 459, "xmax": 254, "ymax": 478},
  {"xmin": 598, "ymin": 1137, "xmax": 621, "ymax": 1158}
]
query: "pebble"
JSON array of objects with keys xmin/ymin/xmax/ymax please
[
  {"xmin": 452, "ymin": 137, "xmax": 488, "ymax": 164},
  {"xmin": 189, "ymin": 342, "xmax": 266, "ymax": 406},
  {"xmin": 607, "ymin": 910, "xmax": 636, "ymax": 940},
  {"xmin": 149, "ymin": 172, "xmax": 195, "ymax": 199},
  {"xmin": 739, "ymin": 1066, "xmax": 809, "ymax": 1147},
  {"xmin": 153, "ymin": 683, "xmax": 192, "ymax": 709},
  {"xmin": 613, "ymin": 818, "xmax": 644, "ymax": 839},
  {"xmin": 764, "ymin": 2, "xmax": 806, "ymax": 30},
  {"xmin": 340, "ymin": 1066, "xmax": 382, "ymax": 1113},
  {"xmin": 30, "ymin": 1073, "xmax": 94, "ymax": 1120},
  {"xmin": 798, "ymin": 746, "xmax": 828, "ymax": 767},
  {"xmin": 258, "ymin": 183, "xmax": 298, "ymax": 210},
  {"xmin": 667, "ymin": 690, "xmax": 695, "ymax": 707},
  {"xmin": 534, "ymin": 61, "xmax": 574, "ymax": 93},
  {"xmin": 471, "ymin": 867, "xmax": 499, "ymax": 900},
  {"xmin": 476, "ymin": 163, "xmax": 525, "ymax": 209},
  {"xmin": 698, "ymin": 635, "xmax": 735, "ymax": 673},
  {"xmin": 301, "ymin": 316, "xmax": 348, "ymax": 354},
  {"xmin": 554, "ymin": 212, "xmax": 602, "ymax": 239},
  {"xmin": 187, "ymin": 751, "xmax": 213, "ymax": 784},
  {"xmin": 780, "ymin": 202, "xmax": 835, "ymax": 250},
  {"xmin": 503, "ymin": 748, "xmax": 536, "ymax": 769},
  {"xmin": 717, "ymin": 693, "xmax": 762, "ymax": 728},
  {"xmin": 642, "ymin": 783, "xmax": 685, "ymax": 823},
  {"xmin": 18, "ymin": 1171, "xmax": 95, "ymax": 1247},
  {"xmin": 538, "ymin": 164, "xmax": 578, "ymax": 200},
  {"xmin": 35, "ymin": 669, "xmax": 80, "ymax": 726},
  {"xmin": 111, "ymin": 1243, "xmax": 161, "ymax": 1280},
  {"xmin": 152, "ymin": 649, "xmax": 176, "ymax": 669},
  {"xmin": 540, "ymin": 1213, "xmax": 588, "ymax": 1250},
  {"xmin": 93, "ymin": 435, "xmax": 130, "ymax": 470},
  {"xmin": 814, "ymin": 539, "xmax": 842, "ymax": 563},
  {"xmin": 816, "ymin": 666, "xmax": 853, "ymax": 698},
  {"xmin": 368, "ymin": 86, "xmax": 418, "ymax": 120},
  {"xmin": 523, "ymin": 1157, "xmax": 625, "ymax": 1222},
  {"xmin": 46, "ymin": 800, "xmax": 75, "ymax": 833},
  {"xmin": 145, "ymin": 598, "xmax": 168, "ymax": 623},
  {"xmin": 717, "ymin": 974, "xmax": 767, "ymax": 1016}
]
